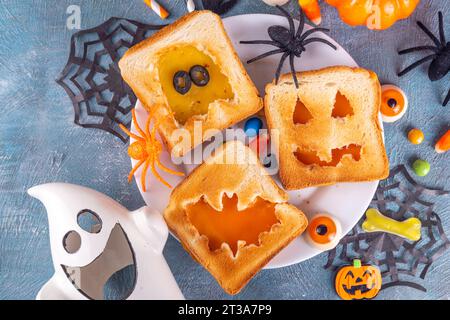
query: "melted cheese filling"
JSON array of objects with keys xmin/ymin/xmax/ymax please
[
  {"xmin": 157, "ymin": 45, "xmax": 234, "ymax": 124},
  {"xmin": 185, "ymin": 195, "xmax": 279, "ymax": 255}
]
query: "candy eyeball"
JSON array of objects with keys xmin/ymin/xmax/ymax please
[
  {"xmin": 381, "ymin": 84, "xmax": 408, "ymax": 123},
  {"xmin": 306, "ymin": 213, "xmax": 342, "ymax": 251}
]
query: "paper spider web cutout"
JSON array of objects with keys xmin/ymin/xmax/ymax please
[
  {"xmin": 202, "ymin": 0, "xmax": 238, "ymax": 15},
  {"xmin": 325, "ymin": 165, "xmax": 450, "ymax": 292},
  {"xmin": 56, "ymin": 17, "xmax": 163, "ymax": 142}
]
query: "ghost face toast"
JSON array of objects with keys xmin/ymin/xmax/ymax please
[{"xmin": 163, "ymin": 141, "xmax": 308, "ymax": 295}]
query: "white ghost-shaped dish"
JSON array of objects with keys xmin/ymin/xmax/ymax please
[{"xmin": 28, "ymin": 183, "xmax": 184, "ymax": 300}]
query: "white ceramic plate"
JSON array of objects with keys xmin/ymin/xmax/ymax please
[{"xmin": 130, "ymin": 14, "xmax": 382, "ymax": 268}]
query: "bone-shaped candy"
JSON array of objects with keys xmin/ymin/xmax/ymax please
[{"xmin": 362, "ymin": 208, "xmax": 421, "ymax": 241}]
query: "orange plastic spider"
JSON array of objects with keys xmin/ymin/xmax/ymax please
[{"xmin": 119, "ymin": 109, "xmax": 184, "ymax": 192}]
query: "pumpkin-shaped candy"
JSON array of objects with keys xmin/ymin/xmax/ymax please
[
  {"xmin": 335, "ymin": 259, "xmax": 382, "ymax": 300},
  {"xmin": 325, "ymin": 0, "xmax": 420, "ymax": 30}
]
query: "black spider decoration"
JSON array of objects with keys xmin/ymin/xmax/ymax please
[
  {"xmin": 398, "ymin": 11, "xmax": 449, "ymax": 107},
  {"xmin": 240, "ymin": 5, "xmax": 336, "ymax": 88},
  {"xmin": 202, "ymin": 0, "xmax": 238, "ymax": 15},
  {"xmin": 325, "ymin": 165, "xmax": 450, "ymax": 293},
  {"xmin": 56, "ymin": 17, "xmax": 163, "ymax": 142}
]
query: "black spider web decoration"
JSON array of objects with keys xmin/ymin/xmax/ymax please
[
  {"xmin": 325, "ymin": 165, "xmax": 450, "ymax": 292},
  {"xmin": 56, "ymin": 17, "xmax": 163, "ymax": 142},
  {"xmin": 202, "ymin": 0, "xmax": 238, "ymax": 15}
]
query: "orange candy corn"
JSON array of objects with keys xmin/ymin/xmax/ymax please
[
  {"xmin": 435, "ymin": 130, "xmax": 450, "ymax": 153},
  {"xmin": 299, "ymin": 0, "xmax": 322, "ymax": 24}
]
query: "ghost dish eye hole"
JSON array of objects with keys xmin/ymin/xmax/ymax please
[
  {"xmin": 173, "ymin": 71, "xmax": 192, "ymax": 95},
  {"xmin": 189, "ymin": 65, "xmax": 210, "ymax": 87}
]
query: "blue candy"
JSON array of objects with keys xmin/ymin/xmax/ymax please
[{"xmin": 244, "ymin": 117, "xmax": 263, "ymax": 137}]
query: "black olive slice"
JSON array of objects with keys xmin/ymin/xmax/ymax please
[
  {"xmin": 173, "ymin": 71, "xmax": 191, "ymax": 95},
  {"xmin": 189, "ymin": 65, "xmax": 210, "ymax": 87}
]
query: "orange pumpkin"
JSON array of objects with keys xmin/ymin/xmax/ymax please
[
  {"xmin": 335, "ymin": 259, "xmax": 382, "ymax": 300},
  {"xmin": 299, "ymin": 0, "xmax": 420, "ymax": 30}
]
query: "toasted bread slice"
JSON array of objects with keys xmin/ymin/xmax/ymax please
[
  {"xmin": 265, "ymin": 66, "xmax": 389, "ymax": 190},
  {"xmin": 119, "ymin": 11, "xmax": 262, "ymax": 157},
  {"xmin": 163, "ymin": 141, "xmax": 308, "ymax": 295}
]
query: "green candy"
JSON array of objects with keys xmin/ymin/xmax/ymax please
[{"xmin": 412, "ymin": 159, "xmax": 430, "ymax": 177}]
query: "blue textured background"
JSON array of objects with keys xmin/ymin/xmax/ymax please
[{"xmin": 0, "ymin": 0, "xmax": 449, "ymax": 300}]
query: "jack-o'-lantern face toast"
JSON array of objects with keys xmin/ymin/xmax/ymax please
[
  {"xmin": 265, "ymin": 66, "xmax": 389, "ymax": 190},
  {"xmin": 119, "ymin": 11, "xmax": 262, "ymax": 157},
  {"xmin": 164, "ymin": 141, "xmax": 308, "ymax": 295}
]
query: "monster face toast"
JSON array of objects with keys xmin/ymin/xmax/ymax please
[
  {"xmin": 163, "ymin": 141, "xmax": 308, "ymax": 295},
  {"xmin": 119, "ymin": 11, "xmax": 262, "ymax": 157}
]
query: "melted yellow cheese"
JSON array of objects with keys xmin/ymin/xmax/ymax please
[{"xmin": 158, "ymin": 45, "xmax": 234, "ymax": 124}]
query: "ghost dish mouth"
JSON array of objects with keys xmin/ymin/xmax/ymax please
[{"xmin": 61, "ymin": 223, "xmax": 137, "ymax": 300}]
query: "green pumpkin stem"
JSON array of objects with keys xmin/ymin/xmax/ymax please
[{"xmin": 353, "ymin": 259, "xmax": 362, "ymax": 268}]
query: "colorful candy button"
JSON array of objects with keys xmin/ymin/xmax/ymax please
[
  {"xmin": 381, "ymin": 84, "xmax": 408, "ymax": 123},
  {"xmin": 244, "ymin": 117, "xmax": 263, "ymax": 137},
  {"xmin": 408, "ymin": 128, "xmax": 424, "ymax": 145},
  {"xmin": 412, "ymin": 159, "xmax": 430, "ymax": 177},
  {"xmin": 306, "ymin": 213, "xmax": 342, "ymax": 251},
  {"xmin": 248, "ymin": 133, "xmax": 269, "ymax": 156}
]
